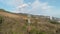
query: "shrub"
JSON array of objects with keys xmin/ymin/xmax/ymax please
[
  {"xmin": 29, "ymin": 28, "xmax": 46, "ymax": 34},
  {"xmin": 0, "ymin": 16, "xmax": 3, "ymax": 24},
  {"xmin": 22, "ymin": 25, "xmax": 27, "ymax": 31},
  {"xmin": 39, "ymin": 32, "xmax": 46, "ymax": 34},
  {"xmin": 29, "ymin": 28, "xmax": 38, "ymax": 34},
  {"xmin": 49, "ymin": 20, "xmax": 59, "ymax": 24}
]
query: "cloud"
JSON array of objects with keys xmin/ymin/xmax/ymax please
[
  {"xmin": 0, "ymin": 0, "xmax": 54, "ymax": 15},
  {"xmin": 0, "ymin": 0, "xmax": 60, "ymax": 18},
  {"xmin": 31, "ymin": 0, "xmax": 53, "ymax": 12},
  {"xmin": 0, "ymin": 0, "xmax": 24, "ymax": 7},
  {"xmin": 14, "ymin": 4, "xmax": 30, "ymax": 13},
  {"xmin": 0, "ymin": 0, "xmax": 24, "ymax": 12},
  {"xmin": 15, "ymin": 0, "xmax": 54, "ymax": 14}
]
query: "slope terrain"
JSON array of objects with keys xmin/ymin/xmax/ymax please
[{"xmin": 0, "ymin": 9, "xmax": 60, "ymax": 34}]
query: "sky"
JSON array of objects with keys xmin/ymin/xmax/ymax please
[{"xmin": 0, "ymin": 0, "xmax": 60, "ymax": 18}]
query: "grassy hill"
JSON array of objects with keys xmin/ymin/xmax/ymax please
[{"xmin": 0, "ymin": 9, "xmax": 60, "ymax": 34}]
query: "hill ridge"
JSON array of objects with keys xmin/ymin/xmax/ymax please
[{"xmin": 0, "ymin": 9, "xmax": 60, "ymax": 34}]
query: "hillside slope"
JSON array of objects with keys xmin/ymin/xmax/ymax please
[{"xmin": 0, "ymin": 9, "xmax": 60, "ymax": 34}]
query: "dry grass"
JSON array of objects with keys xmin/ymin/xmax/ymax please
[{"xmin": 0, "ymin": 10, "xmax": 60, "ymax": 34}]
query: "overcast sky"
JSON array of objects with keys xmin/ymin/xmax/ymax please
[{"xmin": 0, "ymin": 0, "xmax": 60, "ymax": 18}]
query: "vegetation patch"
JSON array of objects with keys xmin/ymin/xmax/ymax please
[
  {"xmin": 0, "ymin": 16, "xmax": 3, "ymax": 24},
  {"xmin": 29, "ymin": 28, "xmax": 46, "ymax": 34},
  {"xmin": 49, "ymin": 20, "xmax": 60, "ymax": 24}
]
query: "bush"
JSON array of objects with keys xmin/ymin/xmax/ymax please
[
  {"xmin": 49, "ymin": 20, "xmax": 59, "ymax": 24},
  {"xmin": 39, "ymin": 32, "xmax": 46, "ymax": 34},
  {"xmin": 0, "ymin": 16, "xmax": 3, "ymax": 24},
  {"xmin": 29, "ymin": 28, "xmax": 46, "ymax": 34},
  {"xmin": 29, "ymin": 29, "xmax": 38, "ymax": 34},
  {"xmin": 22, "ymin": 25, "xmax": 27, "ymax": 31}
]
